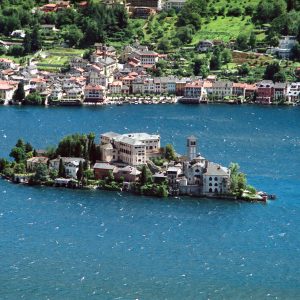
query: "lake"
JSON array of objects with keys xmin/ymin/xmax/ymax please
[{"xmin": 0, "ymin": 104, "xmax": 300, "ymax": 299}]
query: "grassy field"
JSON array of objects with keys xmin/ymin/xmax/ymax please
[{"xmin": 192, "ymin": 16, "xmax": 255, "ymax": 44}]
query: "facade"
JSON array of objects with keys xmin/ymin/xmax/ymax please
[
  {"xmin": 196, "ymin": 40, "xmax": 214, "ymax": 52},
  {"xmin": 84, "ymin": 84, "xmax": 106, "ymax": 102},
  {"xmin": 256, "ymin": 80, "xmax": 274, "ymax": 104},
  {"xmin": 49, "ymin": 157, "xmax": 85, "ymax": 179},
  {"xmin": 26, "ymin": 157, "xmax": 49, "ymax": 171},
  {"xmin": 100, "ymin": 132, "xmax": 161, "ymax": 166},
  {"xmin": 287, "ymin": 82, "xmax": 300, "ymax": 103},
  {"xmin": 162, "ymin": 0, "xmax": 185, "ymax": 10}
]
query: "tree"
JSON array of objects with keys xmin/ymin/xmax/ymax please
[
  {"xmin": 236, "ymin": 33, "xmax": 248, "ymax": 50},
  {"xmin": 77, "ymin": 161, "xmax": 84, "ymax": 182},
  {"xmin": 291, "ymin": 42, "xmax": 300, "ymax": 60},
  {"xmin": 165, "ymin": 144, "xmax": 176, "ymax": 161},
  {"xmin": 221, "ymin": 49, "xmax": 232, "ymax": 64},
  {"xmin": 31, "ymin": 26, "xmax": 42, "ymax": 52},
  {"xmin": 210, "ymin": 53, "xmax": 222, "ymax": 70},
  {"xmin": 62, "ymin": 25, "xmax": 83, "ymax": 47},
  {"xmin": 23, "ymin": 31, "xmax": 32, "ymax": 54},
  {"xmin": 238, "ymin": 63, "xmax": 250, "ymax": 75},
  {"xmin": 249, "ymin": 32, "xmax": 257, "ymax": 49},
  {"xmin": 7, "ymin": 45, "xmax": 24, "ymax": 57},
  {"xmin": 58, "ymin": 159, "xmax": 66, "ymax": 177},
  {"xmin": 176, "ymin": 26, "xmax": 193, "ymax": 44},
  {"xmin": 157, "ymin": 38, "xmax": 171, "ymax": 52},
  {"xmin": 33, "ymin": 164, "xmax": 49, "ymax": 183},
  {"xmin": 229, "ymin": 163, "xmax": 247, "ymax": 193},
  {"xmin": 264, "ymin": 61, "xmax": 280, "ymax": 81},
  {"xmin": 10, "ymin": 147, "xmax": 26, "ymax": 163},
  {"xmin": 273, "ymin": 71, "xmax": 286, "ymax": 82},
  {"xmin": 25, "ymin": 142, "xmax": 33, "ymax": 153},
  {"xmin": 13, "ymin": 82, "xmax": 25, "ymax": 102},
  {"xmin": 24, "ymin": 92, "xmax": 43, "ymax": 105},
  {"xmin": 265, "ymin": 30, "xmax": 279, "ymax": 47},
  {"xmin": 140, "ymin": 165, "xmax": 153, "ymax": 186},
  {"xmin": 14, "ymin": 163, "xmax": 26, "ymax": 174},
  {"xmin": 0, "ymin": 158, "xmax": 10, "ymax": 172}
]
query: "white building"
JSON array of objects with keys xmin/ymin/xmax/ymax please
[
  {"xmin": 162, "ymin": 0, "xmax": 185, "ymax": 10},
  {"xmin": 286, "ymin": 82, "xmax": 300, "ymax": 103},
  {"xmin": 100, "ymin": 132, "xmax": 161, "ymax": 166},
  {"xmin": 203, "ymin": 162, "xmax": 231, "ymax": 194},
  {"xmin": 49, "ymin": 157, "xmax": 85, "ymax": 179}
]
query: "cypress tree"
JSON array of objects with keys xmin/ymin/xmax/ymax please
[
  {"xmin": 58, "ymin": 158, "xmax": 66, "ymax": 177},
  {"xmin": 13, "ymin": 82, "xmax": 25, "ymax": 102},
  {"xmin": 77, "ymin": 161, "xmax": 83, "ymax": 182}
]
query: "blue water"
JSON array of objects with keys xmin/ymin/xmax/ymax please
[{"xmin": 0, "ymin": 104, "xmax": 300, "ymax": 299}]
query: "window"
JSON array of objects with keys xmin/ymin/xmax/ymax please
[
  {"xmin": 214, "ymin": 188, "xmax": 218, "ymax": 193},
  {"xmin": 215, "ymin": 183, "xmax": 218, "ymax": 186},
  {"xmin": 209, "ymin": 177, "xmax": 212, "ymax": 181},
  {"xmin": 214, "ymin": 177, "xmax": 218, "ymax": 181},
  {"xmin": 209, "ymin": 188, "xmax": 212, "ymax": 193},
  {"xmin": 209, "ymin": 183, "xmax": 212, "ymax": 186},
  {"xmin": 195, "ymin": 169, "xmax": 199, "ymax": 173}
]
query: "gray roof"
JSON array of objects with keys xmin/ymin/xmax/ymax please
[
  {"xmin": 101, "ymin": 132, "xmax": 120, "ymax": 139},
  {"xmin": 204, "ymin": 162, "xmax": 229, "ymax": 176},
  {"xmin": 93, "ymin": 163, "xmax": 116, "ymax": 170}
]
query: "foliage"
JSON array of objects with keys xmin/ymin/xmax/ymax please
[
  {"xmin": 32, "ymin": 163, "xmax": 49, "ymax": 183},
  {"xmin": 58, "ymin": 158, "xmax": 66, "ymax": 178},
  {"xmin": 61, "ymin": 25, "xmax": 84, "ymax": 47},
  {"xmin": 77, "ymin": 161, "xmax": 84, "ymax": 182},
  {"xmin": 164, "ymin": 144, "xmax": 176, "ymax": 161},
  {"xmin": 24, "ymin": 92, "xmax": 43, "ymax": 105},
  {"xmin": 236, "ymin": 33, "xmax": 249, "ymax": 50},
  {"xmin": 264, "ymin": 61, "xmax": 282, "ymax": 81},
  {"xmin": 238, "ymin": 63, "xmax": 250, "ymax": 75},
  {"xmin": 13, "ymin": 82, "xmax": 25, "ymax": 102},
  {"xmin": 0, "ymin": 158, "xmax": 10, "ymax": 172},
  {"xmin": 229, "ymin": 163, "xmax": 247, "ymax": 193},
  {"xmin": 140, "ymin": 165, "xmax": 153, "ymax": 186},
  {"xmin": 253, "ymin": 0, "xmax": 287, "ymax": 23}
]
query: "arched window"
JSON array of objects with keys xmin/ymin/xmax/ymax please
[
  {"xmin": 209, "ymin": 188, "xmax": 212, "ymax": 193},
  {"xmin": 195, "ymin": 169, "xmax": 199, "ymax": 173},
  {"xmin": 209, "ymin": 183, "xmax": 212, "ymax": 186},
  {"xmin": 215, "ymin": 183, "xmax": 218, "ymax": 186},
  {"xmin": 214, "ymin": 177, "xmax": 218, "ymax": 181},
  {"xmin": 209, "ymin": 177, "xmax": 212, "ymax": 181},
  {"xmin": 214, "ymin": 188, "xmax": 218, "ymax": 193}
]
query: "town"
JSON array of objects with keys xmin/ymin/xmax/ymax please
[
  {"xmin": 0, "ymin": 131, "xmax": 267, "ymax": 201},
  {"xmin": 0, "ymin": 40, "xmax": 299, "ymax": 106}
]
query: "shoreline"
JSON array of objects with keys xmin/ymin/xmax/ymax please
[
  {"xmin": 1, "ymin": 176, "xmax": 269, "ymax": 203},
  {"xmin": 0, "ymin": 98, "xmax": 298, "ymax": 108}
]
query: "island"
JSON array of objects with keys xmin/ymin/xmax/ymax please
[{"xmin": 0, "ymin": 132, "xmax": 269, "ymax": 202}]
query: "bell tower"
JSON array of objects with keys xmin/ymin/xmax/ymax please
[{"xmin": 187, "ymin": 136, "xmax": 197, "ymax": 161}]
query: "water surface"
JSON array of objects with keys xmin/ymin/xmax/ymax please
[{"xmin": 0, "ymin": 104, "xmax": 300, "ymax": 299}]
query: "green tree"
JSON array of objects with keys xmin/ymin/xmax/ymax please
[
  {"xmin": 13, "ymin": 82, "xmax": 25, "ymax": 102},
  {"xmin": 77, "ymin": 161, "xmax": 84, "ymax": 182},
  {"xmin": 24, "ymin": 92, "xmax": 43, "ymax": 105},
  {"xmin": 140, "ymin": 165, "xmax": 153, "ymax": 186},
  {"xmin": 33, "ymin": 164, "xmax": 49, "ymax": 183},
  {"xmin": 236, "ymin": 33, "xmax": 249, "ymax": 50},
  {"xmin": 0, "ymin": 158, "xmax": 10, "ymax": 172},
  {"xmin": 221, "ymin": 48, "xmax": 232, "ymax": 64},
  {"xmin": 58, "ymin": 159, "xmax": 66, "ymax": 177},
  {"xmin": 238, "ymin": 63, "xmax": 250, "ymax": 75},
  {"xmin": 273, "ymin": 71, "xmax": 286, "ymax": 82},
  {"xmin": 62, "ymin": 25, "xmax": 83, "ymax": 47},
  {"xmin": 165, "ymin": 144, "xmax": 176, "ymax": 161},
  {"xmin": 31, "ymin": 25, "xmax": 42, "ymax": 52},
  {"xmin": 23, "ymin": 30, "xmax": 32, "ymax": 54},
  {"xmin": 14, "ymin": 163, "xmax": 26, "ymax": 174},
  {"xmin": 264, "ymin": 61, "xmax": 280, "ymax": 81},
  {"xmin": 10, "ymin": 147, "xmax": 26, "ymax": 163},
  {"xmin": 249, "ymin": 32, "xmax": 257, "ymax": 49}
]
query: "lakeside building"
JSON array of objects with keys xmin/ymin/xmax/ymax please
[
  {"xmin": 1, "ymin": 42, "xmax": 300, "ymax": 106},
  {"xmin": 49, "ymin": 157, "xmax": 85, "ymax": 179},
  {"xmin": 94, "ymin": 133, "xmax": 231, "ymax": 197},
  {"xmin": 100, "ymin": 132, "xmax": 161, "ymax": 166}
]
